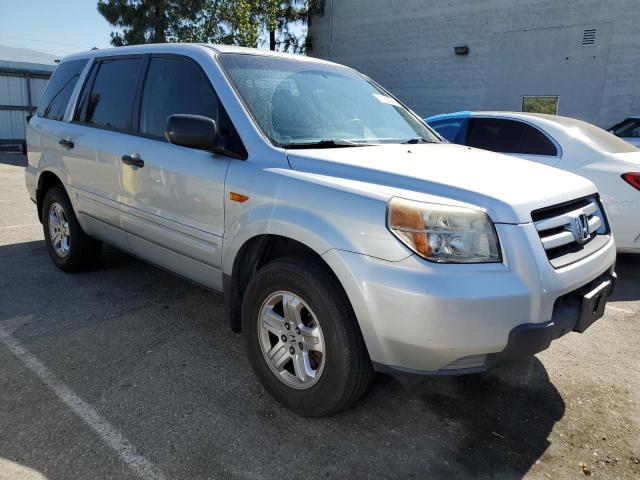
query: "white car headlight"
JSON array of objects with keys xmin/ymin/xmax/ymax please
[{"xmin": 387, "ymin": 197, "xmax": 502, "ymax": 263}]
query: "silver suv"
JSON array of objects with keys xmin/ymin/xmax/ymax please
[{"xmin": 26, "ymin": 44, "xmax": 616, "ymax": 416}]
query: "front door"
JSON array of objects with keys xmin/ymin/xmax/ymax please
[{"xmin": 119, "ymin": 55, "xmax": 244, "ymax": 290}]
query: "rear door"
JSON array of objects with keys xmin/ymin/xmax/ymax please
[
  {"xmin": 64, "ymin": 55, "xmax": 145, "ymax": 250},
  {"xmin": 466, "ymin": 117, "xmax": 560, "ymax": 166},
  {"xmin": 27, "ymin": 58, "xmax": 88, "ymax": 193},
  {"xmin": 119, "ymin": 54, "xmax": 245, "ymax": 290}
]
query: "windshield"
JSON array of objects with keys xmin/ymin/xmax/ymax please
[{"xmin": 218, "ymin": 53, "xmax": 439, "ymax": 147}]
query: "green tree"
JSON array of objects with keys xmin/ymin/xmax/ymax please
[
  {"xmin": 97, "ymin": 0, "xmax": 205, "ymax": 46},
  {"xmin": 260, "ymin": 0, "xmax": 324, "ymax": 52},
  {"xmin": 98, "ymin": 0, "xmax": 323, "ymax": 53}
]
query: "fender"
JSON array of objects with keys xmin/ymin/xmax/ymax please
[{"xmin": 222, "ymin": 202, "xmax": 359, "ymax": 275}]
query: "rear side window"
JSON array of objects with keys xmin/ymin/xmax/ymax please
[
  {"xmin": 36, "ymin": 59, "xmax": 87, "ymax": 121},
  {"xmin": 520, "ymin": 124, "xmax": 558, "ymax": 156},
  {"xmin": 428, "ymin": 118, "xmax": 468, "ymax": 143},
  {"xmin": 139, "ymin": 57, "xmax": 246, "ymax": 156},
  {"xmin": 75, "ymin": 57, "xmax": 144, "ymax": 130},
  {"xmin": 467, "ymin": 118, "xmax": 557, "ymax": 156}
]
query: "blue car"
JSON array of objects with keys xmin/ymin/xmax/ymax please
[{"xmin": 424, "ymin": 111, "xmax": 472, "ymax": 144}]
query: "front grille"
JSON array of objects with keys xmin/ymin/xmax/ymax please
[{"xmin": 532, "ymin": 195, "xmax": 609, "ymax": 268}]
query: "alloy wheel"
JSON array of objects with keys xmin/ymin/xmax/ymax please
[
  {"xmin": 48, "ymin": 202, "xmax": 71, "ymax": 257},
  {"xmin": 257, "ymin": 290, "xmax": 325, "ymax": 389}
]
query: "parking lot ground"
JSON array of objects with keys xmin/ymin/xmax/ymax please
[{"xmin": 1, "ymin": 152, "xmax": 639, "ymax": 479}]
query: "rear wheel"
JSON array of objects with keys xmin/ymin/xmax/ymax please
[
  {"xmin": 42, "ymin": 186, "xmax": 102, "ymax": 272},
  {"xmin": 242, "ymin": 256, "xmax": 373, "ymax": 417}
]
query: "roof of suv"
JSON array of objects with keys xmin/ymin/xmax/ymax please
[{"xmin": 60, "ymin": 43, "xmax": 334, "ymax": 65}]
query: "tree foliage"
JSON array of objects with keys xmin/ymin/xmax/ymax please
[
  {"xmin": 98, "ymin": 0, "xmax": 324, "ymax": 53},
  {"xmin": 97, "ymin": 0, "xmax": 205, "ymax": 46}
]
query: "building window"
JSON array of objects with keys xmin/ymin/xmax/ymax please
[{"xmin": 522, "ymin": 96, "xmax": 559, "ymax": 115}]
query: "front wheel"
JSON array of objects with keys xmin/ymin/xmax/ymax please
[{"xmin": 242, "ymin": 256, "xmax": 373, "ymax": 417}]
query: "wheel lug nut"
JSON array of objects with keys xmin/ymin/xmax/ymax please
[
  {"xmin": 289, "ymin": 346, "xmax": 295, "ymax": 354},
  {"xmin": 298, "ymin": 342, "xmax": 303, "ymax": 350},
  {"xmin": 295, "ymin": 327, "xmax": 301, "ymax": 335},
  {"xmin": 281, "ymin": 334, "xmax": 287, "ymax": 342},
  {"xmin": 284, "ymin": 323, "xmax": 290, "ymax": 330}
]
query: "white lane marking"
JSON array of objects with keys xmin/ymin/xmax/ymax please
[
  {"xmin": 0, "ymin": 325, "xmax": 165, "ymax": 480},
  {"xmin": 606, "ymin": 305, "xmax": 635, "ymax": 314},
  {"xmin": 1, "ymin": 223, "xmax": 40, "ymax": 229}
]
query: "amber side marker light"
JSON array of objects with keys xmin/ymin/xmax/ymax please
[{"xmin": 230, "ymin": 192, "xmax": 249, "ymax": 203}]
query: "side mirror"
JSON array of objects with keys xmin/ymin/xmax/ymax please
[{"xmin": 165, "ymin": 114, "xmax": 218, "ymax": 151}]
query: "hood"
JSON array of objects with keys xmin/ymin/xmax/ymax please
[{"xmin": 286, "ymin": 143, "xmax": 597, "ymax": 224}]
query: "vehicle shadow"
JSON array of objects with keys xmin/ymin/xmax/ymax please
[
  {"xmin": 610, "ymin": 253, "xmax": 640, "ymax": 302},
  {"xmin": 0, "ymin": 240, "xmax": 565, "ymax": 479},
  {"xmin": 0, "ymin": 153, "xmax": 27, "ymax": 167},
  {"xmin": 411, "ymin": 360, "xmax": 563, "ymax": 477}
]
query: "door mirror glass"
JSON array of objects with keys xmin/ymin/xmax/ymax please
[{"xmin": 165, "ymin": 114, "xmax": 218, "ymax": 151}]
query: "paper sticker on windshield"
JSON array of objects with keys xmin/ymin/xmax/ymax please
[{"xmin": 372, "ymin": 93, "xmax": 400, "ymax": 106}]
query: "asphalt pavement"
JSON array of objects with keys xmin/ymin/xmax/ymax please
[{"xmin": 1, "ymin": 153, "xmax": 638, "ymax": 479}]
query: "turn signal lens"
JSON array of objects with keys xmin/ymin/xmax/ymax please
[
  {"xmin": 622, "ymin": 172, "xmax": 640, "ymax": 191},
  {"xmin": 230, "ymin": 192, "xmax": 249, "ymax": 203},
  {"xmin": 387, "ymin": 197, "xmax": 501, "ymax": 263},
  {"xmin": 388, "ymin": 199, "xmax": 430, "ymax": 257}
]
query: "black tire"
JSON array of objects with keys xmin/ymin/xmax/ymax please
[
  {"xmin": 242, "ymin": 255, "xmax": 374, "ymax": 417},
  {"xmin": 42, "ymin": 185, "xmax": 102, "ymax": 272}
]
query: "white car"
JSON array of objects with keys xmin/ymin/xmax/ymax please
[
  {"xmin": 608, "ymin": 117, "xmax": 640, "ymax": 147},
  {"xmin": 426, "ymin": 112, "xmax": 640, "ymax": 253}
]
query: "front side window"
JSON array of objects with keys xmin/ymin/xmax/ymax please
[
  {"xmin": 139, "ymin": 57, "xmax": 245, "ymax": 156},
  {"xmin": 428, "ymin": 118, "xmax": 468, "ymax": 143},
  {"xmin": 37, "ymin": 59, "xmax": 87, "ymax": 121},
  {"xmin": 217, "ymin": 54, "xmax": 439, "ymax": 147},
  {"xmin": 467, "ymin": 118, "xmax": 557, "ymax": 156},
  {"xmin": 139, "ymin": 58, "xmax": 218, "ymax": 137},
  {"xmin": 76, "ymin": 57, "xmax": 144, "ymax": 130}
]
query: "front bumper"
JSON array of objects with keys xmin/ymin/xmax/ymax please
[
  {"xmin": 484, "ymin": 269, "xmax": 615, "ymax": 369},
  {"xmin": 321, "ymin": 222, "xmax": 617, "ymax": 375}
]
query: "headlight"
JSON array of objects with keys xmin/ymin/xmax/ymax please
[{"xmin": 387, "ymin": 197, "xmax": 501, "ymax": 263}]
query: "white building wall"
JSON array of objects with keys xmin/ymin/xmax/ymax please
[{"xmin": 308, "ymin": 0, "xmax": 640, "ymax": 127}]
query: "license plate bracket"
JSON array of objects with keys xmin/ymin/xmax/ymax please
[{"xmin": 575, "ymin": 280, "xmax": 611, "ymax": 333}]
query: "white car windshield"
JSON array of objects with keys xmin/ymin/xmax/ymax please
[{"xmin": 218, "ymin": 53, "xmax": 440, "ymax": 148}]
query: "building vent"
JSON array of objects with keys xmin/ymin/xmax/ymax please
[{"xmin": 582, "ymin": 28, "xmax": 597, "ymax": 46}]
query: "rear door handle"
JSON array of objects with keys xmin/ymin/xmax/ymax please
[
  {"xmin": 121, "ymin": 153, "xmax": 144, "ymax": 168},
  {"xmin": 59, "ymin": 138, "xmax": 74, "ymax": 149}
]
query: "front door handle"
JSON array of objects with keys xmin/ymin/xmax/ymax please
[
  {"xmin": 59, "ymin": 138, "xmax": 74, "ymax": 149},
  {"xmin": 121, "ymin": 153, "xmax": 144, "ymax": 168}
]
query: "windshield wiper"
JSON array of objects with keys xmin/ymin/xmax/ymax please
[
  {"xmin": 282, "ymin": 139, "xmax": 372, "ymax": 149},
  {"xmin": 402, "ymin": 137, "xmax": 439, "ymax": 144}
]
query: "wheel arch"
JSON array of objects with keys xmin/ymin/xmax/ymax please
[
  {"xmin": 224, "ymin": 234, "xmax": 352, "ymax": 334},
  {"xmin": 36, "ymin": 170, "xmax": 65, "ymax": 222}
]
